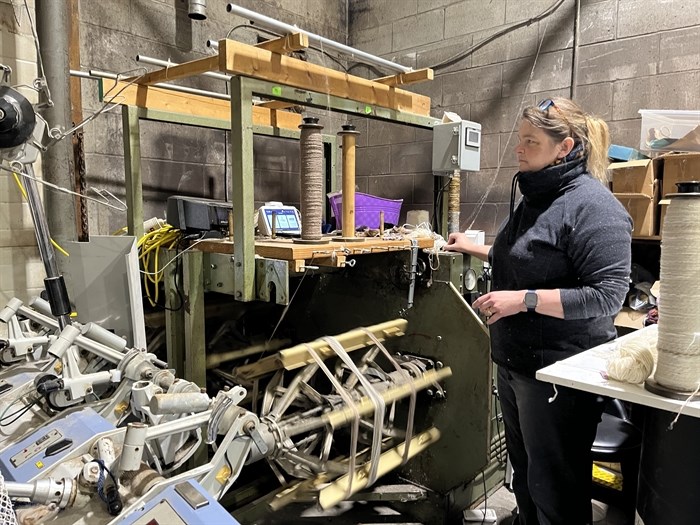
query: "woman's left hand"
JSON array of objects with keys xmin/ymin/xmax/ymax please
[{"xmin": 472, "ymin": 291, "xmax": 525, "ymax": 325}]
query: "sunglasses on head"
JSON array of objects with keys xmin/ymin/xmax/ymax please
[{"xmin": 538, "ymin": 99, "xmax": 556, "ymax": 111}]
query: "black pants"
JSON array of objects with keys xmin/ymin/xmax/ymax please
[{"xmin": 498, "ymin": 366, "xmax": 606, "ymax": 525}]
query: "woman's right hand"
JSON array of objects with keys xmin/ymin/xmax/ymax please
[{"xmin": 444, "ymin": 232, "xmax": 476, "ymax": 254}]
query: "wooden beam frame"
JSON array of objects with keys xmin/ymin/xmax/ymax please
[
  {"xmin": 256, "ymin": 32, "xmax": 309, "ymax": 54},
  {"xmin": 132, "ymin": 55, "xmax": 219, "ymax": 86},
  {"xmin": 101, "ymin": 79, "xmax": 302, "ymax": 130},
  {"xmin": 375, "ymin": 68, "xmax": 434, "ymax": 87},
  {"xmin": 218, "ymin": 39, "xmax": 431, "ymax": 116}
]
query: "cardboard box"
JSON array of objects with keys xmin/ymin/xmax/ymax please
[
  {"xmin": 614, "ymin": 307, "xmax": 647, "ymax": 330},
  {"xmin": 661, "ymin": 152, "xmax": 700, "ymax": 197},
  {"xmin": 609, "ymin": 159, "xmax": 660, "ymax": 237}
]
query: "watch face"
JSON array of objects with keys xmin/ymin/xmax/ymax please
[{"xmin": 525, "ymin": 292, "xmax": 537, "ymax": 308}]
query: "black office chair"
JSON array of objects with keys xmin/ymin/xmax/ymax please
[{"xmin": 591, "ymin": 398, "xmax": 642, "ymax": 524}]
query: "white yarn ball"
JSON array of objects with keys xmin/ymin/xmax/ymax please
[{"xmin": 606, "ymin": 339, "xmax": 656, "ymax": 384}]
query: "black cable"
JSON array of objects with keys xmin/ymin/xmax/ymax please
[
  {"xmin": 432, "ymin": 0, "xmax": 567, "ymax": 71},
  {"xmin": 0, "ymin": 398, "xmax": 39, "ymax": 427}
]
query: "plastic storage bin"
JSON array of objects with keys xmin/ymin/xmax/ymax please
[
  {"xmin": 639, "ymin": 109, "xmax": 700, "ymax": 152},
  {"xmin": 328, "ymin": 192, "xmax": 403, "ymax": 229}
]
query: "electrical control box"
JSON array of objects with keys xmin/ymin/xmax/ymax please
[
  {"xmin": 257, "ymin": 202, "xmax": 302, "ymax": 236},
  {"xmin": 432, "ymin": 120, "xmax": 482, "ymax": 173},
  {"xmin": 0, "ymin": 407, "xmax": 115, "ymax": 482}
]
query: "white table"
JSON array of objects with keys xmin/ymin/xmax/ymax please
[{"xmin": 536, "ymin": 324, "xmax": 700, "ymax": 419}]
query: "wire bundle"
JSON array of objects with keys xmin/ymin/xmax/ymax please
[{"xmin": 136, "ymin": 224, "xmax": 182, "ymax": 307}]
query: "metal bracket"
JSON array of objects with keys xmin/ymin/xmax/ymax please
[
  {"xmin": 256, "ymin": 258, "xmax": 290, "ymax": 305},
  {"xmin": 203, "ymin": 253, "xmax": 237, "ymax": 295}
]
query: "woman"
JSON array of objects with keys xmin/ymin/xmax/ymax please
[{"xmin": 445, "ymin": 98, "xmax": 632, "ymax": 525}]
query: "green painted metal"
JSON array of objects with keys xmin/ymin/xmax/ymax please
[
  {"xmin": 163, "ymin": 247, "xmax": 185, "ymax": 379},
  {"xmin": 241, "ymin": 77, "xmax": 439, "ymax": 129},
  {"xmin": 122, "ymin": 105, "xmax": 144, "ymax": 238},
  {"xmin": 182, "ymin": 250, "xmax": 206, "ymax": 387},
  {"xmin": 230, "ymin": 76, "xmax": 256, "ymax": 302},
  {"xmin": 284, "ymin": 251, "xmax": 492, "ymax": 494}
]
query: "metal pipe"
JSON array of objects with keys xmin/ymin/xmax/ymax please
[
  {"xmin": 17, "ymin": 305, "xmax": 125, "ymax": 363},
  {"xmin": 135, "ymin": 55, "xmax": 231, "ymax": 82},
  {"xmin": 72, "ymin": 69, "xmax": 231, "ymax": 102},
  {"xmin": 81, "ymin": 322, "xmax": 127, "ymax": 351},
  {"xmin": 149, "ymin": 392, "xmax": 211, "ymax": 415},
  {"xmin": 22, "ymin": 165, "xmax": 71, "ymax": 330},
  {"xmin": 145, "ymin": 410, "xmax": 212, "ymax": 440},
  {"xmin": 36, "ymin": 0, "xmax": 77, "ymax": 251},
  {"xmin": 226, "ymin": 4, "xmax": 411, "ymax": 74},
  {"xmin": 570, "ymin": 0, "xmax": 581, "ymax": 99}
]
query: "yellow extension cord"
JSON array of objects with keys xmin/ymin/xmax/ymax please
[
  {"xmin": 12, "ymin": 172, "xmax": 70, "ymax": 257},
  {"xmin": 134, "ymin": 224, "xmax": 182, "ymax": 307}
]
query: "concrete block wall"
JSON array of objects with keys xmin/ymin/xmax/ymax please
[
  {"xmin": 79, "ymin": 0, "xmax": 348, "ymax": 233},
  {"xmin": 0, "ymin": 0, "xmax": 45, "ymax": 306},
  {"xmin": 348, "ymin": 0, "xmax": 700, "ymax": 239}
]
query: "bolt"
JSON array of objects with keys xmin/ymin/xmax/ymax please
[
  {"xmin": 235, "ymin": 261, "xmax": 242, "ymax": 267},
  {"xmin": 426, "ymin": 389, "xmax": 434, "ymax": 397},
  {"xmin": 224, "ymin": 386, "xmax": 230, "ymax": 391},
  {"xmin": 216, "ymin": 282, "xmax": 223, "ymax": 288},
  {"xmin": 90, "ymin": 466, "xmax": 99, "ymax": 475},
  {"xmin": 436, "ymin": 335, "xmax": 442, "ymax": 342},
  {"xmin": 211, "ymin": 264, "xmax": 217, "ymax": 269},
  {"xmin": 235, "ymin": 291, "xmax": 242, "ymax": 298}
]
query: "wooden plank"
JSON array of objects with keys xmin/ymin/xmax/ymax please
[
  {"xmin": 374, "ymin": 68, "xmax": 434, "ymax": 87},
  {"xmin": 257, "ymin": 100, "xmax": 297, "ymax": 110},
  {"xmin": 218, "ymin": 39, "xmax": 431, "ymax": 116},
  {"xmin": 256, "ymin": 32, "xmax": 309, "ymax": 54},
  {"xmin": 233, "ymin": 319, "xmax": 408, "ymax": 381},
  {"xmin": 133, "ymin": 55, "xmax": 219, "ymax": 86},
  {"xmin": 102, "ymin": 80, "xmax": 302, "ymax": 130},
  {"xmin": 196, "ymin": 237, "xmax": 435, "ymax": 261}
]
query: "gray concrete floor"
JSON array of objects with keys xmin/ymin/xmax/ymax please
[{"xmin": 244, "ymin": 484, "xmax": 629, "ymax": 524}]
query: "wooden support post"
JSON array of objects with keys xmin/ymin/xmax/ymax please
[
  {"xmin": 338, "ymin": 124, "xmax": 360, "ymax": 238},
  {"xmin": 122, "ymin": 105, "xmax": 143, "ymax": 238},
  {"xmin": 230, "ymin": 77, "xmax": 256, "ymax": 302},
  {"xmin": 182, "ymin": 250, "xmax": 206, "ymax": 387},
  {"xmin": 256, "ymin": 32, "xmax": 309, "ymax": 54}
]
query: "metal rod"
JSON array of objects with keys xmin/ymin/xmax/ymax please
[
  {"xmin": 71, "ymin": 69, "xmax": 231, "ymax": 101},
  {"xmin": 17, "ymin": 305, "xmax": 125, "ymax": 363},
  {"xmin": 135, "ymin": 55, "xmax": 231, "ymax": 81},
  {"xmin": 22, "ymin": 165, "xmax": 70, "ymax": 330},
  {"xmin": 226, "ymin": 4, "xmax": 411, "ymax": 74}
]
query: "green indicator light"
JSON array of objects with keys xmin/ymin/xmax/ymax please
[
  {"xmin": 272, "ymin": 86, "xmax": 282, "ymax": 96},
  {"xmin": 364, "ymin": 106, "xmax": 372, "ymax": 114}
]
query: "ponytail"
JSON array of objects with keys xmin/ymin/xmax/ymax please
[{"xmin": 584, "ymin": 115, "xmax": 611, "ymax": 185}]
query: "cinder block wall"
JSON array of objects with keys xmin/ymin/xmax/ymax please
[
  {"xmin": 0, "ymin": 0, "xmax": 46, "ymax": 305},
  {"xmin": 79, "ymin": 0, "xmax": 348, "ymax": 234},
  {"xmin": 348, "ymin": 0, "xmax": 700, "ymax": 240}
]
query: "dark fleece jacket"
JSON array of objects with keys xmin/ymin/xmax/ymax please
[{"xmin": 489, "ymin": 156, "xmax": 632, "ymax": 376}]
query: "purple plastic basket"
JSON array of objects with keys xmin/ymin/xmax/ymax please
[{"xmin": 328, "ymin": 192, "xmax": 403, "ymax": 229}]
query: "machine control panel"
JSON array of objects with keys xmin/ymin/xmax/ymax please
[
  {"xmin": 10, "ymin": 429, "xmax": 63, "ymax": 468},
  {"xmin": 0, "ymin": 407, "xmax": 115, "ymax": 482}
]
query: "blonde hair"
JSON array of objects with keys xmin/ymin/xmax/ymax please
[{"xmin": 522, "ymin": 98, "xmax": 611, "ymax": 184}]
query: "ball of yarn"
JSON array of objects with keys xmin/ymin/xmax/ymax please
[{"xmin": 606, "ymin": 339, "xmax": 656, "ymax": 384}]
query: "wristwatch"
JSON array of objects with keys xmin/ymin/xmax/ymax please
[{"xmin": 524, "ymin": 290, "xmax": 538, "ymax": 313}]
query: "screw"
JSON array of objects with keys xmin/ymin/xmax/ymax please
[
  {"xmin": 235, "ymin": 261, "xmax": 242, "ymax": 267},
  {"xmin": 436, "ymin": 335, "xmax": 442, "ymax": 342},
  {"xmin": 211, "ymin": 264, "xmax": 217, "ymax": 269},
  {"xmin": 426, "ymin": 389, "xmax": 434, "ymax": 397},
  {"xmin": 216, "ymin": 282, "xmax": 223, "ymax": 287},
  {"xmin": 235, "ymin": 291, "xmax": 242, "ymax": 298}
]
